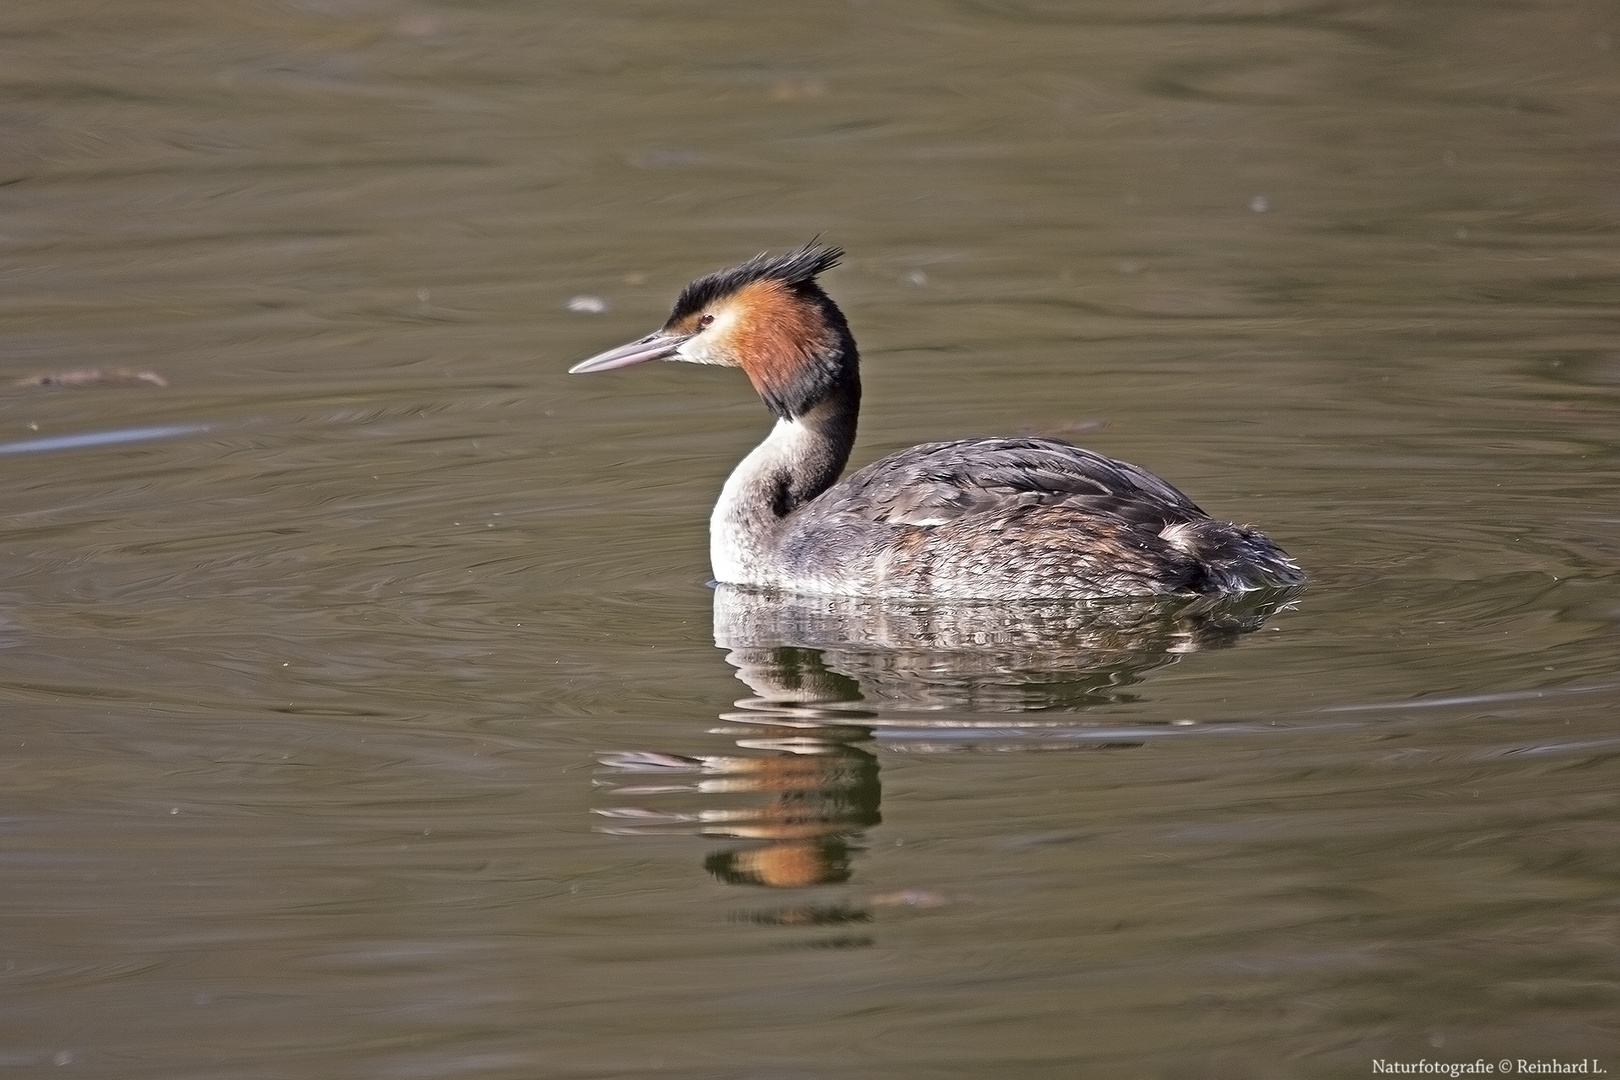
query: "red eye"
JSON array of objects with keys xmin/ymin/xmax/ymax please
[{"xmin": 698, "ymin": 314, "xmax": 715, "ymax": 328}]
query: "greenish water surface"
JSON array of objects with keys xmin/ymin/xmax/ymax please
[{"xmin": 1, "ymin": 2, "xmax": 1617, "ymax": 1077}]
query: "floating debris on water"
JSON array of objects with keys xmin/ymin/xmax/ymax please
[
  {"xmin": 567, "ymin": 295, "xmax": 609, "ymax": 314},
  {"xmin": 13, "ymin": 368, "xmax": 168, "ymax": 389}
]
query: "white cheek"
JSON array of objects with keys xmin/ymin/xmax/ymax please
[
  {"xmin": 674, "ymin": 309, "xmax": 739, "ymax": 366},
  {"xmin": 674, "ymin": 339, "xmax": 719, "ymax": 365}
]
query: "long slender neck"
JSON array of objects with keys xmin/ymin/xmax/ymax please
[{"xmin": 710, "ymin": 375, "xmax": 860, "ymax": 586}]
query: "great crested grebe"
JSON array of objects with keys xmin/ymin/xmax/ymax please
[{"xmin": 569, "ymin": 244, "xmax": 1304, "ymax": 600}]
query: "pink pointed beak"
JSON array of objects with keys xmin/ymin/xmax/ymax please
[{"xmin": 568, "ymin": 330, "xmax": 691, "ymax": 374}]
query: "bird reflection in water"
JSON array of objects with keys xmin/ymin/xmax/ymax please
[
  {"xmin": 595, "ymin": 644, "xmax": 880, "ymax": 899},
  {"xmin": 595, "ymin": 585, "xmax": 1298, "ymax": 918}
]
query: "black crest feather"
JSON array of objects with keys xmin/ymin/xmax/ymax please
[{"xmin": 670, "ymin": 242, "xmax": 843, "ymax": 320}]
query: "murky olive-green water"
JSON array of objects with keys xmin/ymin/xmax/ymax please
[{"xmin": 3, "ymin": 2, "xmax": 1618, "ymax": 1076}]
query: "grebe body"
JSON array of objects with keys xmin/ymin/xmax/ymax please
[{"xmin": 570, "ymin": 245, "xmax": 1303, "ymax": 600}]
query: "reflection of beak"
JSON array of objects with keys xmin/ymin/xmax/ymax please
[{"xmin": 568, "ymin": 330, "xmax": 691, "ymax": 373}]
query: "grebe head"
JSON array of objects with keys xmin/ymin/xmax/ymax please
[{"xmin": 569, "ymin": 243, "xmax": 857, "ymax": 420}]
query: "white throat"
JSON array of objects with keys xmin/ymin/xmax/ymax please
[{"xmin": 710, "ymin": 417, "xmax": 814, "ymax": 586}]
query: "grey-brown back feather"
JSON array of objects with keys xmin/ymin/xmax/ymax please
[
  {"xmin": 779, "ymin": 437, "xmax": 1303, "ymax": 597},
  {"xmin": 824, "ymin": 437, "xmax": 1206, "ymax": 528}
]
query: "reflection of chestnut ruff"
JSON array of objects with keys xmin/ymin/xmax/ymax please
[
  {"xmin": 597, "ymin": 635, "xmax": 881, "ymax": 890},
  {"xmin": 594, "ymin": 585, "xmax": 1298, "ymax": 890},
  {"xmin": 596, "ymin": 739, "xmax": 880, "ymax": 888}
]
